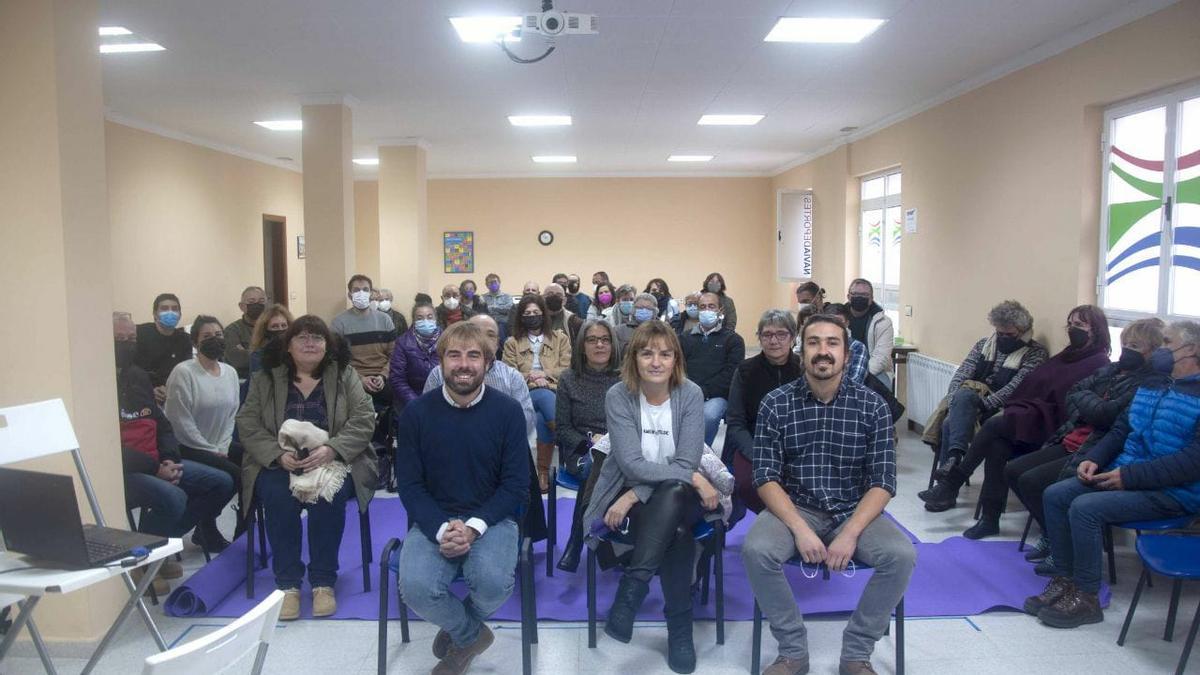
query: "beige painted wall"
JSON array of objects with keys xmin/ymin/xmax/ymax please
[
  {"xmin": 422, "ymin": 177, "xmax": 774, "ymax": 341},
  {"xmin": 772, "ymin": 0, "xmax": 1200, "ymax": 363},
  {"xmin": 107, "ymin": 122, "xmax": 307, "ymax": 325},
  {"xmin": 354, "ymin": 180, "xmax": 381, "ymax": 284}
]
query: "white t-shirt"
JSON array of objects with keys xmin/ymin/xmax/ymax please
[
  {"xmin": 529, "ymin": 333, "xmax": 544, "ymax": 371},
  {"xmin": 639, "ymin": 393, "xmax": 675, "ymax": 464}
]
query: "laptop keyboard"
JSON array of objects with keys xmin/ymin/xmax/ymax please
[{"xmin": 85, "ymin": 539, "xmax": 127, "ymax": 562}]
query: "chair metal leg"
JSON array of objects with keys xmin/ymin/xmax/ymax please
[
  {"xmin": 520, "ymin": 536, "xmax": 535, "ymax": 675},
  {"xmin": 1166, "ymin": 579, "xmax": 1183, "ymax": 642},
  {"xmin": 1118, "ymin": 568, "xmax": 1149, "ymax": 646},
  {"xmin": 700, "ymin": 552, "xmax": 711, "ymax": 606},
  {"xmin": 928, "ymin": 452, "xmax": 938, "ymax": 490},
  {"xmin": 751, "ymin": 601, "xmax": 763, "ymax": 675},
  {"xmin": 256, "ymin": 501, "xmax": 268, "ymax": 568},
  {"xmin": 715, "ymin": 523, "xmax": 725, "ymax": 646},
  {"xmin": 1018, "ymin": 514, "xmax": 1033, "ymax": 552},
  {"xmin": 896, "ymin": 597, "xmax": 905, "ymax": 675},
  {"xmin": 546, "ymin": 467, "xmax": 557, "ymax": 578},
  {"xmin": 377, "ymin": 543, "xmax": 391, "ymax": 675},
  {"xmin": 586, "ymin": 546, "xmax": 597, "ymax": 648},
  {"xmin": 973, "ymin": 500, "xmax": 983, "ymax": 521},
  {"xmin": 360, "ymin": 510, "xmax": 372, "ymax": 592},
  {"xmin": 1105, "ymin": 525, "xmax": 1117, "ymax": 584},
  {"xmin": 1175, "ymin": 595, "xmax": 1200, "ymax": 675}
]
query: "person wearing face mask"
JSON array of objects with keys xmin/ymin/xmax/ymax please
[
  {"xmin": 589, "ymin": 281, "xmax": 618, "ymax": 322},
  {"xmin": 1005, "ymin": 318, "xmax": 1166, "ymax": 564},
  {"xmin": 845, "ymin": 279, "xmax": 893, "ymax": 389},
  {"xmin": 669, "ymin": 291, "xmax": 702, "ymax": 337},
  {"xmin": 390, "ymin": 299, "xmax": 442, "ymax": 411},
  {"xmin": 794, "ymin": 281, "xmax": 826, "ymax": 325},
  {"xmin": 543, "ymin": 283, "xmax": 582, "ymax": 343},
  {"xmin": 615, "ymin": 293, "xmax": 661, "ymax": 354},
  {"xmin": 567, "ymin": 273, "xmax": 591, "ymax": 318},
  {"xmin": 503, "ymin": 294, "xmax": 572, "ymax": 492},
  {"xmin": 551, "ymin": 272, "xmax": 580, "ymax": 314},
  {"xmin": 459, "ymin": 279, "xmax": 488, "ymax": 316},
  {"xmin": 435, "ymin": 284, "xmax": 473, "ymax": 329},
  {"xmin": 644, "ymin": 278, "xmax": 678, "ymax": 322},
  {"xmin": 923, "ymin": 306, "xmax": 1113, "ymax": 539},
  {"xmin": 249, "ymin": 304, "xmax": 294, "ymax": 377},
  {"xmin": 603, "ymin": 284, "xmax": 639, "ymax": 327},
  {"xmin": 375, "ymin": 288, "xmax": 408, "ymax": 336},
  {"xmin": 701, "ymin": 272, "xmax": 737, "ymax": 332},
  {"xmin": 331, "ymin": 274, "xmax": 397, "ymax": 412},
  {"xmin": 222, "ymin": 286, "xmax": 268, "ymax": 379},
  {"xmin": 164, "ymin": 315, "xmax": 241, "ymax": 553},
  {"xmin": 136, "ymin": 292, "xmax": 193, "ymax": 404},
  {"xmin": 1028, "ymin": 320, "xmax": 1200, "ymax": 630},
  {"xmin": 679, "ymin": 291, "xmax": 746, "ymax": 447}
]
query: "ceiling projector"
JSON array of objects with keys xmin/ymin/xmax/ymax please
[{"xmin": 521, "ymin": 9, "xmax": 598, "ymax": 38}]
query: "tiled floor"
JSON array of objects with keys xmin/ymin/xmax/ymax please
[{"xmin": 4, "ymin": 429, "xmax": 1198, "ymax": 674}]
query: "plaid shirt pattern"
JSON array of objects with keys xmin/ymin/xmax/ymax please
[
  {"xmin": 752, "ymin": 374, "xmax": 896, "ymax": 522},
  {"xmin": 285, "ymin": 382, "xmax": 329, "ymax": 431}
]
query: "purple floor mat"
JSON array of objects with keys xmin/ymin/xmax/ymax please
[{"xmin": 166, "ymin": 496, "xmax": 1109, "ymax": 621}]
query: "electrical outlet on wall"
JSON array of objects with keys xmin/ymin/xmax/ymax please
[{"xmin": 905, "ymin": 305, "xmax": 913, "ymax": 317}]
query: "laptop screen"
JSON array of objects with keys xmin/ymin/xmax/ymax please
[{"xmin": 0, "ymin": 467, "xmax": 89, "ymax": 567}]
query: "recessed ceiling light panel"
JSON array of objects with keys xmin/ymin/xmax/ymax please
[
  {"xmin": 698, "ymin": 114, "xmax": 764, "ymax": 126},
  {"xmin": 99, "ymin": 42, "xmax": 165, "ymax": 53},
  {"xmin": 508, "ymin": 115, "xmax": 572, "ymax": 127},
  {"xmin": 98, "ymin": 26, "xmax": 132, "ymax": 36},
  {"xmin": 764, "ymin": 18, "xmax": 886, "ymax": 43},
  {"xmin": 531, "ymin": 155, "xmax": 577, "ymax": 163},
  {"xmin": 352, "ymin": 158, "xmax": 380, "ymax": 166},
  {"xmin": 450, "ymin": 17, "xmax": 522, "ymax": 43},
  {"xmin": 668, "ymin": 155, "xmax": 715, "ymax": 162},
  {"xmin": 254, "ymin": 120, "xmax": 303, "ymax": 131}
]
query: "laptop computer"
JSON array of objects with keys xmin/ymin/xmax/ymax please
[{"xmin": 0, "ymin": 467, "xmax": 167, "ymax": 570}]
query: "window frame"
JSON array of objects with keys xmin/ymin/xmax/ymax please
[{"xmin": 859, "ymin": 168, "xmax": 903, "ymax": 327}]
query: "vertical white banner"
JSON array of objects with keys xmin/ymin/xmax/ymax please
[{"xmin": 778, "ymin": 190, "xmax": 814, "ymax": 280}]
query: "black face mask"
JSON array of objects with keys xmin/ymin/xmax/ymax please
[
  {"xmin": 244, "ymin": 302, "xmax": 265, "ymax": 321},
  {"xmin": 1068, "ymin": 326, "xmax": 1090, "ymax": 349},
  {"xmin": 545, "ymin": 296, "xmax": 564, "ymax": 312},
  {"xmin": 198, "ymin": 337, "xmax": 225, "ymax": 360},
  {"xmin": 114, "ymin": 341, "xmax": 137, "ymax": 369},
  {"xmin": 266, "ymin": 329, "xmax": 286, "ymax": 342},
  {"xmin": 521, "ymin": 315, "xmax": 544, "ymax": 331},
  {"xmin": 849, "ymin": 296, "xmax": 870, "ymax": 312},
  {"xmin": 1117, "ymin": 347, "xmax": 1145, "ymax": 371},
  {"xmin": 567, "ymin": 282, "xmax": 580, "ymax": 294},
  {"xmin": 996, "ymin": 334, "xmax": 1024, "ymax": 354}
]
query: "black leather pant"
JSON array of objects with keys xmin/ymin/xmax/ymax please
[{"xmin": 624, "ymin": 480, "xmax": 702, "ymax": 615}]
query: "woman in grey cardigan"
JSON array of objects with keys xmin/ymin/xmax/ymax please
[{"xmin": 583, "ymin": 321, "xmax": 720, "ymax": 674}]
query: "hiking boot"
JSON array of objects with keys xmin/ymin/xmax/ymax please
[
  {"xmin": 433, "ymin": 629, "xmax": 451, "ymax": 659},
  {"xmin": 922, "ymin": 468, "xmax": 967, "ymax": 512},
  {"xmin": 1038, "ymin": 587, "xmax": 1103, "ymax": 629},
  {"xmin": 763, "ymin": 655, "xmax": 810, "ymax": 675},
  {"xmin": 604, "ymin": 576, "xmax": 649, "ymax": 643},
  {"xmin": 279, "ymin": 589, "xmax": 301, "ymax": 621},
  {"xmin": 432, "ymin": 624, "xmax": 494, "ymax": 675},
  {"xmin": 933, "ymin": 451, "xmax": 964, "ymax": 481},
  {"xmin": 1034, "ymin": 556, "xmax": 1057, "ymax": 577},
  {"xmin": 1024, "ymin": 536, "xmax": 1051, "ymax": 562},
  {"xmin": 839, "ymin": 660, "xmax": 879, "ymax": 675},
  {"xmin": 1024, "ymin": 576, "xmax": 1073, "ymax": 615},
  {"xmin": 312, "ymin": 586, "xmax": 336, "ymax": 617}
]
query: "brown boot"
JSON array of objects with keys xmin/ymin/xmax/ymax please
[{"xmin": 535, "ymin": 442, "xmax": 555, "ymax": 494}]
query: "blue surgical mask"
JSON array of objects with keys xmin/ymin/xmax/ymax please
[
  {"xmin": 414, "ymin": 319, "xmax": 438, "ymax": 338},
  {"xmin": 686, "ymin": 304, "xmax": 699, "ymax": 319},
  {"xmin": 1151, "ymin": 346, "xmax": 1178, "ymax": 375},
  {"xmin": 633, "ymin": 307, "xmax": 655, "ymax": 323},
  {"xmin": 698, "ymin": 310, "xmax": 720, "ymax": 328},
  {"xmin": 158, "ymin": 310, "xmax": 180, "ymax": 329},
  {"xmin": 618, "ymin": 300, "xmax": 634, "ymax": 315}
]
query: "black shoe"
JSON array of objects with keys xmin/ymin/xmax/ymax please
[
  {"xmin": 933, "ymin": 451, "xmax": 963, "ymax": 481},
  {"xmin": 604, "ymin": 576, "xmax": 649, "ymax": 644},
  {"xmin": 192, "ymin": 525, "xmax": 230, "ymax": 554},
  {"xmin": 1034, "ymin": 556, "xmax": 1057, "ymax": 577},
  {"xmin": 1024, "ymin": 536, "xmax": 1051, "ymax": 562},
  {"xmin": 665, "ymin": 609, "xmax": 696, "ymax": 674},
  {"xmin": 916, "ymin": 487, "xmax": 933, "ymax": 502},
  {"xmin": 963, "ymin": 517, "xmax": 1000, "ymax": 540},
  {"xmin": 920, "ymin": 481, "xmax": 960, "ymax": 512},
  {"xmin": 1038, "ymin": 588, "xmax": 1104, "ymax": 629},
  {"xmin": 1023, "ymin": 576, "xmax": 1073, "ymax": 616},
  {"xmin": 556, "ymin": 543, "xmax": 582, "ymax": 573}
]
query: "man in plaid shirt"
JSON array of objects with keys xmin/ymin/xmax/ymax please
[{"xmin": 742, "ymin": 315, "xmax": 915, "ymax": 675}]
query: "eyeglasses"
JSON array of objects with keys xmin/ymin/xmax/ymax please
[
  {"xmin": 759, "ymin": 331, "xmax": 792, "ymax": 344},
  {"xmin": 293, "ymin": 334, "xmax": 326, "ymax": 344},
  {"xmin": 584, "ymin": 336, "xmax": 612, "ymax": 346}
]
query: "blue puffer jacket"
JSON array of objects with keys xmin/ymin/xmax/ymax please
[{"xmin": 1086, "ymin": 374, "xmax": 1200, "ymax": 513}]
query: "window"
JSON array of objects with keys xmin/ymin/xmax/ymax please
[
  {"xmin": 859, "ymin": 170, "xmax": 902, "ymax": 331},
  {"xmin": 1099, "ymin": 84, "xmax": 1200, "ymax": 321}
]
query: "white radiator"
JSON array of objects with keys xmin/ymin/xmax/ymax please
[{"xmin": 905, "ymin": 353, "xmax": 957, "ymax": 427}]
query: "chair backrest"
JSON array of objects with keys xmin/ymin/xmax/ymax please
[
  {"xmin": 0, "ymin": 399, "xmax": 80, "ymax": 465},
  {"xmin": 142, "ymin": 590, "xmax": 285, "ymax": 675}
]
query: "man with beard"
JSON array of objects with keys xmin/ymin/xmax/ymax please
[
  {"xmin": 741, "ymin": 315, "xmax": 914, "ymax": 675},
  {"xmin": 393, "ymin": 321, "xmax": 531, "ymax": 675}
]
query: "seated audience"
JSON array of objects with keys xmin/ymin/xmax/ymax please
[
  {"xmin": 679, "ymin": 291, "xmax": 746, "ymax": 447},
  {"xmin": 582, "ymin": 321, "xmax": 718, "ymax": 673},
  {"xmin": 236, "ymin": 316, "xmax": 378, "ymax": 621},
  {"xmin": 331, "ymin": 274, "xmax": 396, "ymax": 411},
  {"xmin": 922, "ymin": 300, "xmax": 1048, "ymax": 483},
  {"xmin": 605, "ymin": 284, "xmax": 638, "ymax": 327},
  {"xmin": 567, "ymin": 273, "xmax": 591, "ymax": 318},
  {"xmin": 922, "ymin": 305, "xmax": 1113, "ymax": 539},
  {"xmin": 614, "ymin": 292, "xmax": 660, "ymax": 353},
  {"xmin": 670, "ymin": 291, "xmax": 701, "ymax": 336},
  {"xmin": 592, "ymin": 270, "xmax": 611, "ymax": 289},
  {"xmin": 223, "ymin": 286, "xmax": 268, "ymax": 379},
  {"xmin": 726, "ymin": 310, "xmax": 803, "ymax": 516},
  {"xmin": 136, "ymin": 292, "xmax": 192, "ymax": 404},
  {"xmin": 645, "ymin": 278, "xmax": 679, "ymax": 321},
  {"xmin": 805, "ymin": 304, "xmax": 868, "ymax": 385},
  {"xmin": 553, "ymin": 318, "xmax": 622, "ymax": 572},
  {"xmin": 116, "ymin": 312, "xmax": 234, "ymax": 593},
  {"xmin": 503, "ymin": 294, "xmax": 571, "ymax": 493},
  {"xmin": 552, "ymin": 272, "xmax": 579, "ymax": 314},
  {"xmin": 1028, "ymin": 320, "xmax": 1200, "ymax": 629},
  {"xmin": 743, "ymin": 314, "xmax": 913, "ymax": 675},
  {"xmin": 794, "ymin": 281, "xmax": 826, "ymax": 319},
  {"xmin": 164, "ymin": 315, "xmax": 240, "ymax": 552},
  {"xmin": 394, "ymin": 322, "xmax": 530, "ymax": 674},
  {"xmin": 507, "ymin": 281, "xmax": 543, "ymax": 335},
  {"xmin": 481, "ymin": 272, "xmax": 514, "ymax": 337},
  {"xmin": 436, "ymin": 283, "xmax": 472, "ymax": 329},
  {"xmin": 544, "ymin": 282, "xmax": 582, "ymax": 342},
  {"xmin": 248, "ymin": 303, "xmax": 293, "ymax": 377},
  {"xmin": 389, "ymin": 298, "xmax": 440, "ymax": 410},
  {"xmin": 1007, "ymin": 318, "xmax": 1165, "ymax": 562},
  {"xmin": 376, "ymin": 288, "xmax": 409, "ymax": 335},
  {"xmin": 846, "ymin": 278, "xmax": 894, "ymax": 389},
  {"xmin": 589, "ymin": 281, "xmax": 617, "ymax": 321},
  {"xmin": 702, "ymin": 272, "xmax": 737, "ymax": 331},
  {"xmin": 460, "ymin": 279, "xmax": 487, "ymax": 316}
]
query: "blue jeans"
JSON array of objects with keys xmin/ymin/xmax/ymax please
[
  {"xmin": 255, "ymin": 467, "xmax": 355, "ymax": 590},
  {"xmin": 1043, "ymin": 477, "xmax": 1184, "ymax": 593},
  {"xmin": 124, "ymin": 460, "xmax": 234, "ymax": 537},
  {"xmin": 529, "ymin": 387, "xmax": 557, "ymax": 443},
  {"xmin": 703, "ymin": 397, "xmax": 728, "ymax": 447},
  {"xmin": 938, "ymin": 386, "xmax": 993, "ymax": 461},
  {"xmin": 397, "ymin": 519, "xmax": 519, "ymax": 647}
]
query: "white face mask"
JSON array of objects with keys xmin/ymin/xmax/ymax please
[
  {"xmin": 443, "ymin": 297, "xmax": 460, "ymax": 310},
  {"xmin": 350, "ymin": 290, "xmax": 371, "ymax": 310},
  {"xmin": 377, "ymin": 300, "xmax": 392, "ymax": 312}
]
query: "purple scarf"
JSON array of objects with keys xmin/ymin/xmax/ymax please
[{"xmin": 1003, "ymin": 344, "xmax": 1110, "ymax": 446}]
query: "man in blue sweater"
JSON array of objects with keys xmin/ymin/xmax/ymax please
[
  {"xmin": 1027, "ymin": 320, "xmax": 1200, "ymax": 629},
  {"xmin": 394, "ymin": 321, "xmax": 531, "ymax": 675}
]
